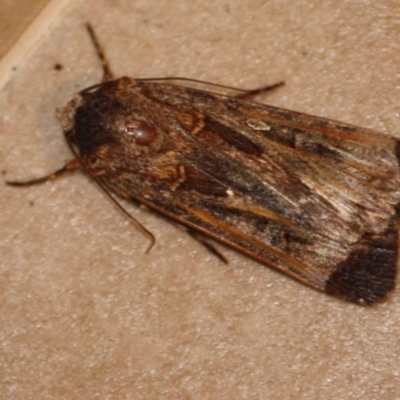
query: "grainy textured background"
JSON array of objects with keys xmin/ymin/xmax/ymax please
[
  {"xmin": 0, "ymin": 0, "xmax": 50, "ymax": 58},
  {"xmin": 1, "ymin": 1, "xmax": 400, "ymax": 399}
]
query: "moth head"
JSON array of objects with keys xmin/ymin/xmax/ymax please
[{"xmin": 58, "ymin": 78, "xmax": 167, "ymax": 176}]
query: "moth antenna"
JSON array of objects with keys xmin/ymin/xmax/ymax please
[
  {"xmin": 137, "ymin": 77, "xmax": 285, "ymax": 98},
  {"xmin": 85, "ymin": 23, "xmax": 114, "ymax": 82}
]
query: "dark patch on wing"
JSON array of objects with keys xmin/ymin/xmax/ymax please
[
  {"xmin": 260, "ymin": 126, "xmax": 296, "ymax": 148},
  {"xmin": 395, "ymin": 140, "xmax": 400, "ymax": 167},
  {"xmin": 181, "ymin": 167, "xmax": 227, "ymax": 196},
  {"xmin": 74, "ymin": 92, "xmax": 122, "ymax": 156},
  {"xmin": 325, "ymin": 224, "xmax": 398, "ymax": 304},
  {"xmin": 205, "ymin": 117, "xmax": 262, "ymax": 156},
  {"xmin": 297, "ymin": 140, "xmax": 339, "ymax": 158}
]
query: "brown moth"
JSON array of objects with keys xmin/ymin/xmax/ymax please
[{"xmin": 8, "ymin": 25, "xmax": 400, "ymax": 305}]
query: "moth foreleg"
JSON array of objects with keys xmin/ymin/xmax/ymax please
[
  {"xmin": 6, "ymin": 158, "xmax": 79, "ymax": 187},
  {"xmin": 187, "ymin": 228, "xmax": 228, "ymax": 264},
  {"xmin": 234, "ymin": 81, "xmax": 285, "ymax": 100}
]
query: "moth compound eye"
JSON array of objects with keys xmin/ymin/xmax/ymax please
[{"xmin": 125, "ymin": 120, "xmax": 157, "ymax": 146}]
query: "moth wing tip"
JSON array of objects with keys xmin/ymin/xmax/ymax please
[{"xmin": 325, "ymin": 227, "xmax": 398, "ymax": 305}]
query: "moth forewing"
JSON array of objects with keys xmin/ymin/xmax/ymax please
[{"xmin": 59, "ymin": 75, "xmax": 400, "ymax": 305}]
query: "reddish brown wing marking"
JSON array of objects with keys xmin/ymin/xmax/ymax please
[{"xmin": 60, "ymin": 77, "xmax": 400, "ymax": 304}]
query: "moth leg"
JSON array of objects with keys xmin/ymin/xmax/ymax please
[
  {"xmin": 6, "ymin": 158, "xmax": 79, "ymax": 187},
  {"xmin": 234, "ymin": 81, "xmax": 284, "ymax": 100},
  {"xmin": 187, "ymin": 228, "xmax": 228, "ymax": 264}
]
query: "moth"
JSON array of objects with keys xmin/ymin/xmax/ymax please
[{"xmin": 8, "ymin": 25, "xmax": 400, "ymax": 305}]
